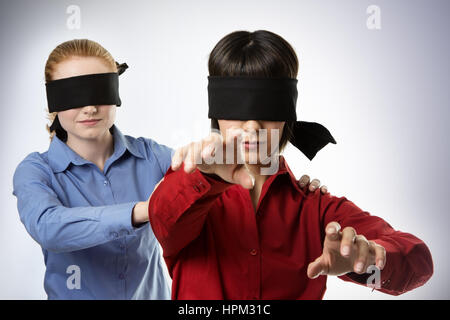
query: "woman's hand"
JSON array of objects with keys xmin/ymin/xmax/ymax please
[
  {"xmin": 171, "ymin": 130, "xmax": 255, "ymax": 189},
  {"xmin": 171, "ymin": 130, "xmax": 332, "ymax": 193},
  {"xmin": 131, "ymin": 200, "xmax": 150, "ymax": 227},
  {"xmin": 298, "ymin": 175, "xmax": 328, "ymax": 194},
  {"xmin": 307, "ymin": 221, "xmax": 386, "ymax": 279}
]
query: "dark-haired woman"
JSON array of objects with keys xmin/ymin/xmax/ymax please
[{"xmin": 148, "ymin": 30, "xmax": 433, "ymax": 299}]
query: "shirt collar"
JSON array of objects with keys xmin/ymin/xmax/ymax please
[
  {"xmin": 110, "ymin": 125, "xmax": 145, "ymax": 160},
  {"xmin": 264, "ymin": 155, "xmax": 307, "ymax": 197},
  {"xmin": 48, "ymin": 125, "xmax": 144, "ymax": 173}
]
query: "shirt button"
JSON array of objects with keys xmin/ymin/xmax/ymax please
[
  {"xmin": 250, "ymin": 249, "xmax": 258, "ymax": 256},
  {"xmin": 103, "ymin": 180, "xmax": 108, "ymax": 186},
  {"xmin": 381, "ymin": 279, "xmax": 390, "ymax": 287}
]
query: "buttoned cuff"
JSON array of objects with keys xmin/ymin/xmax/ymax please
[
  {"xmin": 195, "ymin": 170, "xmax": 233, "ymax": 195},
  {"xmin": 370, "ymin": 238, "xmax": 395, "ymax": 290},
  {"xmin": 101, "ymin": 201, "xmax": 140, "ymax": 240},
  {"xmin": 339, "ymin": 238, "xmax": 394, "ymax": 291},
  {"xmin": 149, "ymin": 166, "xmax": 233, "ymax": 226},
  {"xmin": 166, "ymin": 165, "xmax": 232, "ymax": 197}
]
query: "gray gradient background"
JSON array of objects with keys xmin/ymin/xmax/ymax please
[{"xmin": 0, "ymin": 0, "xmax": 448, "ymax": 299}]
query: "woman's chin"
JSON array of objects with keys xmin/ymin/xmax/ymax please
[{"xmin": 70, "ymin": 127, "xmax": 108, "ymax": 141}]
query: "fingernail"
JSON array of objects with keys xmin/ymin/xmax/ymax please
[
  {"xmin": 341, "ymin": 246, "xmax": 350, "ymax": 256},
  {"xmin": 355, "ymin": 262, "xmax": 364, "ymax": 273},
  {"xmin": 327, "ymin": 227, "xmax": 335, "ymax": 234}
]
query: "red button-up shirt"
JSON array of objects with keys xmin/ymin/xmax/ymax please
[{"xmin": 148, "ymin": 156, "xmax": 433, "ymax": 299}]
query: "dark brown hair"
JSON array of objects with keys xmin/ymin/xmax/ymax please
[{"xmin": 208, "ymin": 30, "xmax": 299, "ymax": 151}]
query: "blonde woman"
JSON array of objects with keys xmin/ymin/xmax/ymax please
[{"xmin": 12, "ymin": 39, "xmax": 326, "ymax": 299}]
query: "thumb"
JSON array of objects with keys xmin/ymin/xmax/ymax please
[
  {"xmin": 233, "ymin": 166, "xmax": 255, "ymax": 189},
  {"xmin": 307, "ymin": 256, "xmax": 327, "ymax": 279}
]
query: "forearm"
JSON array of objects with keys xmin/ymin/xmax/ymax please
[
  {"xmin": 13, "ymin": 158, "xmax": 148, "ymax": 253},
  {"xmin": 21, "ymin": 201, "xmax": 140, "ymax": 253},
  {"xmin": 149, "ymin": 165, "xmax": 231, "ymax": 258},
  {"xmin": 321, "ymin": 195, "xmax": 433, "ymax": 294}
]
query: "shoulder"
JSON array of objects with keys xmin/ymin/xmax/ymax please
[
  {"xmin": 123, "ymin": 134, "xmax": 174, "ymax": 159},
  {"xmin": 123, "ymin": 134, "xmax": 174, "ymax": 174},
  {"xmin": 305, "ymin": 187, "xmax": 351, "ymax": 207},
  {"xmin": 309, "ymin": 189, "xmax": 366, "ymax": 226},
  {"xmin": 13, "ymin": 151, "xmax": 53, "ymax": 186},
  {"xmin": 15, "ymin": 151, "xmax": 51, "ymax": 173}
]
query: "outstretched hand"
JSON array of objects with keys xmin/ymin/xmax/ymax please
[
  {"xmin": 170, "ymin": 128, "xmax": 333, "ymax": 194},
  {"xmin": 307, "ymin": 222, "xmax": 386, "ymax": 279},
  {"xmin": 171, "ymin": 129, "xmax": 254, "ymax": 189}
]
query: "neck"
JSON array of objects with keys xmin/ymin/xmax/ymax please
[
  {"xmin": 246, "ymin": 155, "xmax": 282, "ymax": 212},
  {"xmin": 247, "ymin": 163, "xmax": 270, "ymax": 212},
  {"xmin": 66, "ymin": 129, "xmax": 114, "ymax": 172},
  {"xmin": 247, "ymin": 164, "xmax": 269, "ymax": 186}
]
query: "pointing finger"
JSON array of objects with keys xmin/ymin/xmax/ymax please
[
  {"xmin": 325, "ymin": 221, "xmax": 341, "ymax": 241},
  {"xmin": 354, "ymin": 235, "xmax": 370, "ymax": 274},
  {"xmin": 372, "ymin": 241, "xmax": 386, "ymax": 270},
  {"xmin": 202, "ymin": 134, "xmax": 223, "ymax": 163},
  {"xmin": 340, "ymin": 226, "xmax": 357, "ymax": 257},
  {"xmin": 171, "ymin": 146, "xmax": 187, "ymax": 171},
  {"xmin": 184, "ymin": 143, "xmax": 199, "ymax": 173}
]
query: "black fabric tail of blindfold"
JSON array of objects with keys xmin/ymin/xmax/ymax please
[
  {"xmin": 291, "ymin": 121, "xmax": 337, "ymax": 160},
  {"xmin": 46, "ymin": 72, "xmax": 121, "ymax": 113},
  {"xmin": 208, "ymin": 76, "xmax": 298, "ymax": 122},
  {"xmin": 207, "ymin": 76, "xmax": 336, "ymax": 161}
]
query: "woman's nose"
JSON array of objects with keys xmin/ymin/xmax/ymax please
[
  {"xmin": 242, "ymin": 120, "xmax": 261, "ymax": 131},
  {"xmin": 82, "ymin": 105, "xmax": 98, "ymax": 114}
]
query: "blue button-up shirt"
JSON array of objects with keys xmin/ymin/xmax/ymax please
[{"xmin": 12, "ymin": 125, "xmax": 173, "ymax": 299}]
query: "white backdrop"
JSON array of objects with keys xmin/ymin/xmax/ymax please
[{"xmin": 0, "ymin": 0, "xmax": 448, "ymax": 299}]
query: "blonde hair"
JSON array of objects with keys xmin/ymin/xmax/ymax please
[{"xmin": 45, "ymin": 39, "xmax": 118, "ymax": 140}]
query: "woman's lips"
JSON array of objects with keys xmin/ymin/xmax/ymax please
[
  {"xmin": 243, "ymin": 141, "xmax": 265, "ymax": 150},
  {"xmin": 78, "ymin": 119, "xmax": 101, "ymax": 126}
]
